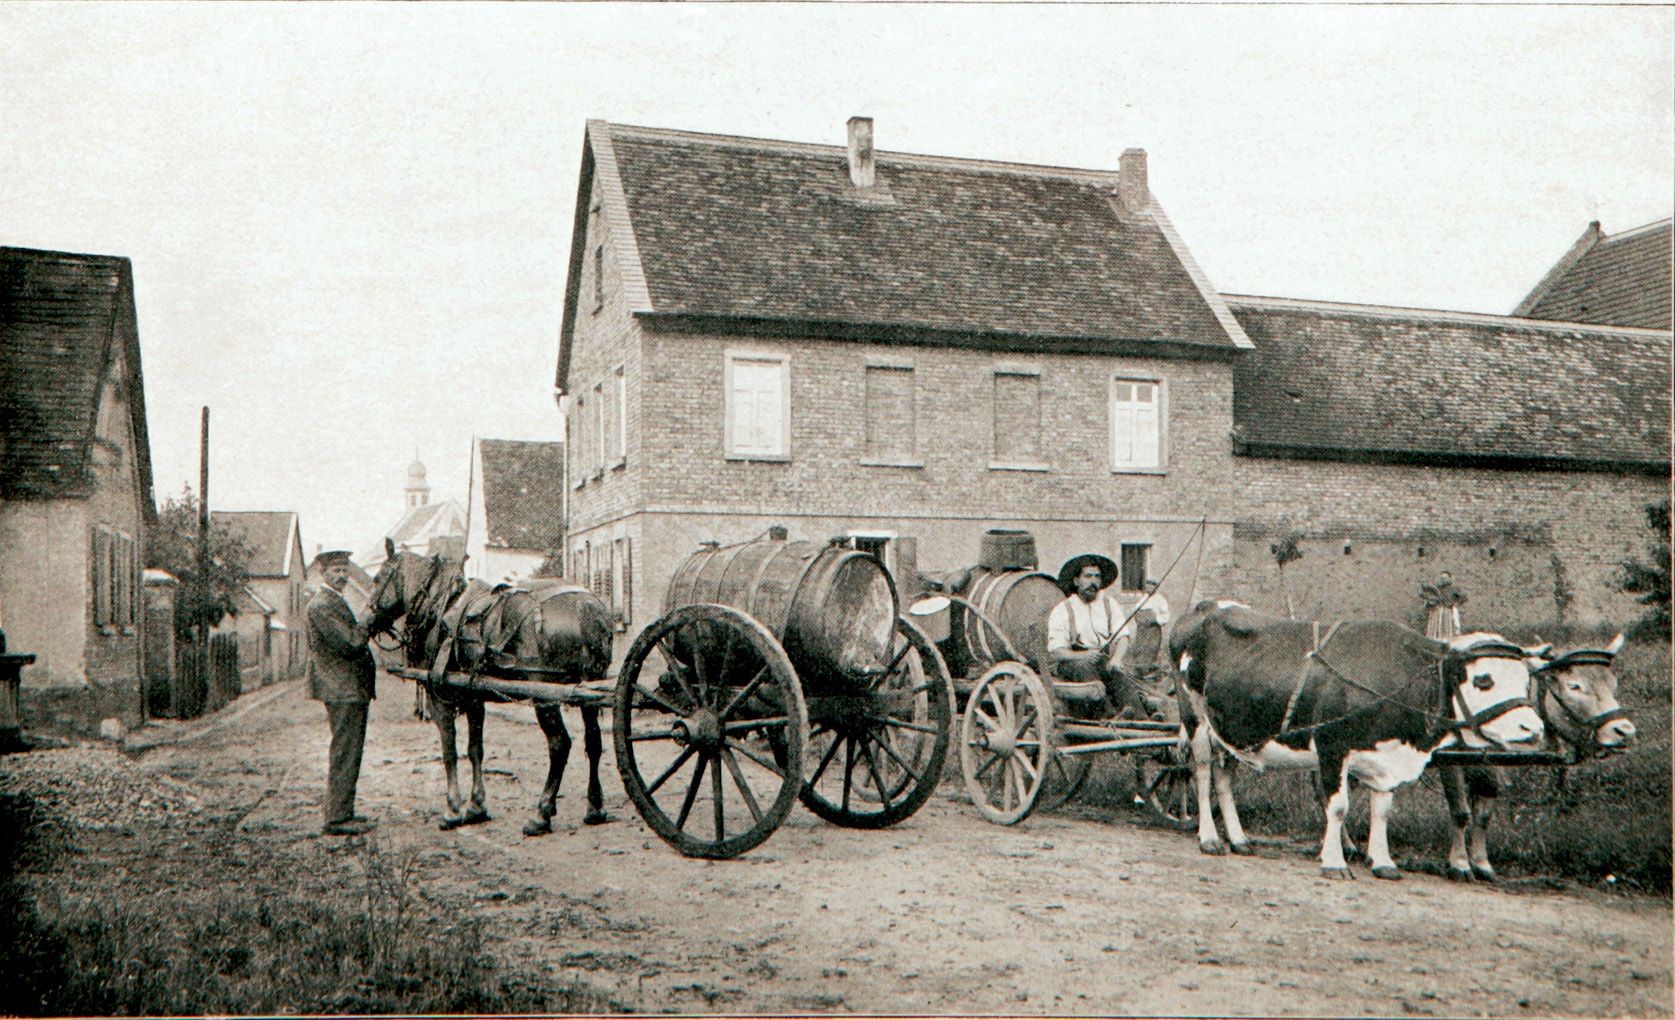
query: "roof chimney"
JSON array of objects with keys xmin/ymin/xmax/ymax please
[
  {"xmin": 847, "ymin": 116, "xmax": 876, "ymax": 189},
  {"xmin": 1118, "ymin": 148, "xmax": 1149, "ymax": 213}
]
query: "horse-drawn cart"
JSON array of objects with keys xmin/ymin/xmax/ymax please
[
  {"xmin": 910, "ymin": 532, "xmax": 1195, "ymax": 828},
  {"xmin": 372, "ymin": 531, "xmax": 952, "ymax": 858}
]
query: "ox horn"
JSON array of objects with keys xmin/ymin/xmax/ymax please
[{"xmin": 1605, "ymin": 632, "xmax": 1626, "ymax": 656}]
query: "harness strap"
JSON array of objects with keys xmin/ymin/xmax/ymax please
[{"xmin": 1278, "ymin": 620, "xmax": 1342, "ymax": 735}]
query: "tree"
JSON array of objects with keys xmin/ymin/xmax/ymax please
[
  {"xmin": 1270, "ymin": 532, "xmax": 1304, "ymax": 620},
  {"xmin": 146, "ymin": 485, "xmax": 257, "ymax": 641},
  {"xmin": 1619, "ymin": 498, "xmax": 1670, "ymax": 639}
]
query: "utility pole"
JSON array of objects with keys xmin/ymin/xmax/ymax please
[{"xmin": 198, "ymin": 407, "xmax": 211, "ymax": 699}]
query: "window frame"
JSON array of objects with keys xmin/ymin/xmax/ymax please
[
  {"xmin": 612, "ymin": 365, "xmax": 627, "ymax": 468},
  {"xmin": 989, "ymin": 366, "xmax": 1048, "ymax": 472},
  {"xmin": 1118, "ymin": 543, "xmax": 1150, "ymax": 595},
  {"xmin": 1109, "ymin": 374, "xmax": 1168, "ymax": 474},
  {"xmin": 861, "ymin": 360, "xmax": 921, "ymax": 467},
  {"xmin": 723, "ymin": 350, "xmax": 792, "ymax": 462}
]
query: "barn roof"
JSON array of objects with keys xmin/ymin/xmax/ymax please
[
  {"xmin": 210, "ymin": 510, "xmax": 301, "ymax": 578},
  {"xmin": 1228, "ymin": 295, "xmax": 1672, "ymax": 472},
  {"xmin": 1514, "ymin": 219, "xmax": 1673, "ymax": 329},
  {"xmin": 558, "ymin": 120, "xmax": 1250, "ymax": 391},
  {"xmin": 478, "ymin": 438, "xmax": 565, "ymax": 552},
  {"xmin": 1, "ymin": 246, "xmax": 156, "ymax": 512}
]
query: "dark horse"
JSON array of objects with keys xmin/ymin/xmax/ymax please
[{"xmin": 365, "ymin": 538, "xmax": 615, "ymax": 834}]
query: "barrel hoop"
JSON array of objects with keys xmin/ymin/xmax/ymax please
[
  {"xmin": 782, "ymin": 545, "xmax": 838, "ymax": 644},
  {"xmin": 743, "ymin": 542, "xmax": 790, "ymax": 624},
  {"xmin": 967, "ymin": 572, "xmax": 1000, "ymax": 666}
]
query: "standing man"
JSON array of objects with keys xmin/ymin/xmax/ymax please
[
  {"xmin": 308, "ymin": 550, "xmax": 377, "ymax": 836},
  {"xmin": 1047, "ymin": 553, "xmax": 1137, "ymax": 713}
]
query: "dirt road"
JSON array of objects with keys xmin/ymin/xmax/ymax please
[{"xmin": 123, "ymin": 675, "xmax": 1671, "ymax": 1017}]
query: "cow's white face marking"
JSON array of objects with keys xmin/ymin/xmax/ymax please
[
  {"xmin": 1448, "ymin": 634, "xmax": 1544, "ymax": 747},
  {"xmin": 1345, "ymin": 739, "xmax": 1433, "ymax": 792},
  {"xmin": 1178, "ymin": 652, "xmax": 1194, "ymax": 673},
  {"xmin": 1214, "ymin": 600, "xmax": 1250, "ymax": 611}
]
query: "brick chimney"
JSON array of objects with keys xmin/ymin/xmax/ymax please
[
  {"xmin": 847, "ymin": 116, "xmax": 876, "ymax": 189},
  {"xmin": 1118, "ymin": 148, "xmax": 1148, "ymax": 213}
]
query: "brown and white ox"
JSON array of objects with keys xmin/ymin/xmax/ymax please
[
  {"xmin": 1170, "ymin": 601, "xmax": 1545, "ymax": 880},
  {"xmin": 1437, "ymin": 634, "xmax": 1636, "ymax": 882}
]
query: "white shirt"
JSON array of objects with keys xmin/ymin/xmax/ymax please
[{"xmin": 1047, "ymin": 592, "xmax": 1131, "ymax": 655}]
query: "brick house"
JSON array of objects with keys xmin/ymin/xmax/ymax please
[
  {"xmin": 557, "ymin": 118, "xmax": 1254, "ymax": 657},
  {"xmin": 0, "ymin": 246, "xmax": 155, "ymax": 735},
  {"xmin": 1223, "ymin": 295, "xmax": 1670, "ymax": 629},
  {"xmin": 465, "ymin": 438, "xmax": 565, "ymax": 585},
  {"xmin": 210, "ymin": 510, "xmax": 307, "ymax": 685}
]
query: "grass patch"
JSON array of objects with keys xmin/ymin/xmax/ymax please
[
  {"xmin": 0, "ymin": 797, "xmax": 615, "ymax": 1016},
  {"xmin": 1078, "ymin": 637, "xmax": 1671, "ymax": 894}
]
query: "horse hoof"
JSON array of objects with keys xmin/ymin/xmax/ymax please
[
  {"xmin": 1471, "ymin": 866, "xmax": 1498, "ymax": 883},
  {"xmin": 1229, "ymin": 841, "xmax": 1254, "ymax": 856},
  {"xmin": 583, "ymin": 810, "xmax": 611, "ymax": 826},
  {"xmin": 1446, "ymin": 868, "xmax": 1474, "ymax": 883},
  {"xmin": 1199, "ymin": 839, "xmax": 1226, "ymax": 856},
  {"xmin": 1371, "ymin": 866, "xmax": 1403, "ymax": 881},
  {"xmin": 1321, "ymin": 867, "xmax": 1355, "ymax": 881},
  {"xmin": 521, "ymin": 817, "xmax": 553, "ymax": 837}
]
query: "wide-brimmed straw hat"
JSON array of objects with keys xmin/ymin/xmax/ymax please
[{"xmin": 1056, "ymin": 553, "xmax": 1118, "ymax": 595}]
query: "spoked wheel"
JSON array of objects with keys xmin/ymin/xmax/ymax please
[
  {"xmin": 960, "ymin": 662, "xmax": 1053, "ymax": 825},
  {"xmin": 1038, "ymin": 752, "xmax": 1092, "ymax": 812},
  {"xmin": 1138, "ymin": 749, "xmax": 1197, "ymax": 829},
  {"xmin": 794, "ymin": 616, "xmax": 954, "ymax": 829},
  {"xmin": 613, "ymin": 604, "xmax": 808, "ymax": 859}
]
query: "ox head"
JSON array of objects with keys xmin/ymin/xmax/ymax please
[
  {"xmin": 1531, "ymin": 633, "xmax": 1636, "ymax": 755},
  {"xmin": 1442, "ymin": 633, "xmax": 1546, "ymax": 749}
]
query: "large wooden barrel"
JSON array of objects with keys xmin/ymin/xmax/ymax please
[
  {"xmin": 665, "ymin": 538, "xmax": 898, "ymax": 693},
  {"xmin": 955, "ymin": 569, "xmax": 1063, "ymax": 672}
]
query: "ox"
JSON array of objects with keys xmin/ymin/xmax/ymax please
[
  {"xmin": 1437, "ymin": 634, "xmax": 1636, "ymax": 882},
  {"xmin": 1171, "ymin": 600, "xmax": 1545, "ymax": 880}
]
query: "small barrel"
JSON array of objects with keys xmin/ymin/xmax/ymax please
[
  {"xmin": 957, "ymin": 568, "xmax": 1063, "ymax": 672},
  {"xmin": 665, "ymin": 537, "xmax": 898, "ymax": 693},
  {"xmin": 976, "ymin": 529, "xmax": 1038, "ymax": 572}
]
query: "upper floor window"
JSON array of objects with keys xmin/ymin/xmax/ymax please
[
  {"xmin": 569, "ymin": 394, "xmax": 586, "ymax": 489},
  {"xmin": 1110, "ymin": 376, "xmax": 1165, "ymax": 471},
  {"xmin": 592, "ymin": 243, "xmax": 605, "ymax": 313},
  {"xmin": 612, "ymin": 365, "xmax": 627, "ymax": 467},
  {"xmin": 593, "ymin": 380, "xmax": 608, "ymax": 476},
  {"xmin": 725, "ymin": 352, "xmax": 790, "ymax": 460},
  {"xmin": 992, "ymin": 369, "xmax": 1045, "ymax": 470},
  {"xmin": 863, "ymin": 364, "xmax": 916, "ymax": 463}
]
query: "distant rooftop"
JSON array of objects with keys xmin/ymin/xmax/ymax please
[{"xmin": 1514, "ymin": 218, "xmax": 1672, "ymax": 329}]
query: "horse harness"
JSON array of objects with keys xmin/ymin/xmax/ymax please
[{"xmin": 1267, "ymin": 623, "xmax": 1533, "ymax": 750}]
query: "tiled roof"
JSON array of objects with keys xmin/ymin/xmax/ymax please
[
  {"xmin": 1, "ymin": 246, "xmax": 155, "ymax": 510},
  {"xmin": 478, "ymin": 439, "xmax": 565, "ymax": 552},
  {"xmin": 1515, "ymin": 219, "xmax": 1673, "ymax": 329},
  {"xmin": 560, "ymin": 121, "xmax": 1249, "ymax": 389},
  {"xmin": 1228, "ymin": 296, "xmax": 1671, "ymax": 470},
  {"xmin": 211, "ymin": 510, "xmax": 300, "ymax": 578}
]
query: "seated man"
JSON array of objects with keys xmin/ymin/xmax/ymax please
[{"xmin": 1046, "ymin": 553, "xmax": 1138, "ymax": 714}]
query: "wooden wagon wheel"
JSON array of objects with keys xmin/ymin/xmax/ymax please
[
  {"xmin": 1137, "ymin": 748, "xmax": 1197, "ymax": 829},
  {"xmin": 793, "ymin": 616, "xmax": 954, "ymax": 829},
  {"xmin": 613, "ymin": 604, "xmax": 808, "ymax": 859},
  {"xmin": 1038, "ymin": 753, "xmax": 1093, "ymax": 811},
  {"xmin": 959, "ymin": 662, "xmax": 1053, "ymax": 825}
]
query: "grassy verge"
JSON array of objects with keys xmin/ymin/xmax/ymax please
[
  {"xmin": 0, "ymin": 797, "xmax": 616, "ymax": 1016},
  {"xmin": 1080, "ymin": 637, "xmax": 1671, "ymax": 895}
]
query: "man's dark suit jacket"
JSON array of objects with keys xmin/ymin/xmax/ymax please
[{"xmin": 307, "ymin": 587, "xmax": 376, "ymax": 703}]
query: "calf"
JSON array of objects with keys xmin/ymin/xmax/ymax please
[
  {"xmin": 1438, "ymin": 634, "xmax": 1636, "ymax": 882},
  {"xmin": 1171, "ymin": 600, "xmax": 1545, "ymax": 880}
]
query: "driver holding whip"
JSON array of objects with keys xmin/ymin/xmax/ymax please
[{"xmin": 1046, "ymin": 553, "xmax": 1141, "ymax": 716}]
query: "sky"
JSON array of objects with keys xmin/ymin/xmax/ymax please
[{"xmin": 2, "ymin": 3, "xmax": 1670, "ymax": 557}]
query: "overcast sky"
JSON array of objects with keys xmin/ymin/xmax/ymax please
[{"xmin": 3, "ymin": 3, "xmax": 1670, "ymax": 557}]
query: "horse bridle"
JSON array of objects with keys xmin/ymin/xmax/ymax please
[
  {"xmin": 1531, "ymin": 648, "xmax": 1630, "ymax": 756},
  {"xmin": 367, "ymin": 553, "xmax": 453, "ymax": 657}
]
